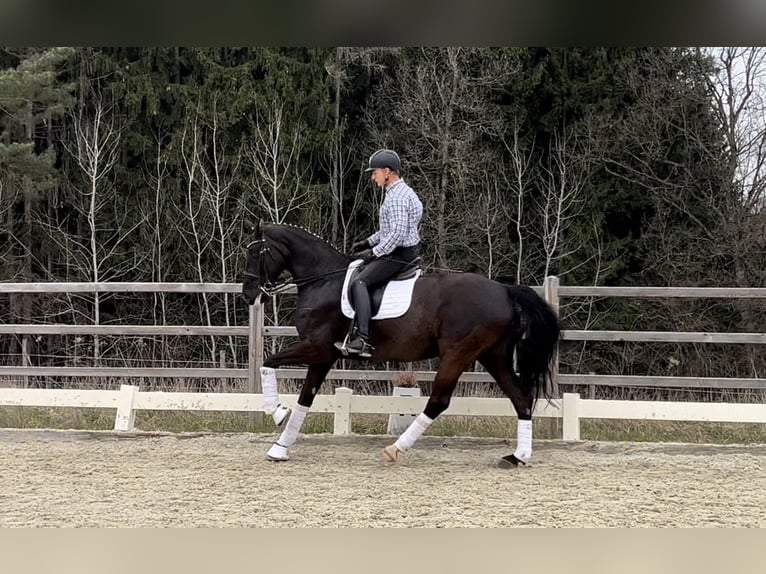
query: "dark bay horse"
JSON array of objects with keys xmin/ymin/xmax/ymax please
[{"xmin": 241, "ymin": 222, "xmax": 560, "ymax": 466}]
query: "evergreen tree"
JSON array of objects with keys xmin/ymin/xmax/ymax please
[{"xmin": 0, "ymin": 47, "xmax": 74, "ymax": 358}]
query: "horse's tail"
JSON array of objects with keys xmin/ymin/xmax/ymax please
[{"xmin": 506, "ymin": 285, "xmax": 561, "ymax": 401}]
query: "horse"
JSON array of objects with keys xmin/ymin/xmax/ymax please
[{"xmin": 241, "ymin": 221, "xmax": 560, "ymax": 466}]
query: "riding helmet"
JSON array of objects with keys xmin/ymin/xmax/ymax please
[{"xmin": 365, "ymin": 149, "xmax": 401, "ymax": 173}]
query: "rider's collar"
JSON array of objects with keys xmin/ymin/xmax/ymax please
[{"xmin": 384, "ymin": 178, "xmax": 404, "ymax": 193}]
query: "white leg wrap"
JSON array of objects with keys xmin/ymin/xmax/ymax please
[
  {"xmin": 393, "ymin": 413, "xmax": 434, "ymax": 452},
  {"xmin": 266, "ymin": 404, "xmax": 309, "ymax": 461},
  {"xmin": 266, "ymin": 443, "xmax": 289, "ymax": 461},
  {"xmin": 260, "ymin": 366, "xmax": 279, "ymax": 415},
  {"xmin": 276, "ymin": 404, "xmax": 309, "ymax": 449},
  {"xmin": 514, "ymin": 419, "xmax": 533, "ymax": 463},
  {"xmin": 272, "ymin": 405, "xmax": 290, "ymax": 426}
]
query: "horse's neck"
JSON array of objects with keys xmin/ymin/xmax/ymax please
[{"xmin": 276, "ymin": 230, "xmax": 347, "ymax": 280}]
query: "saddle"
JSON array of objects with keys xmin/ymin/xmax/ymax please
[{"xmin": 340, "ymin": 258, "xmax": 422, "ymax": 320}]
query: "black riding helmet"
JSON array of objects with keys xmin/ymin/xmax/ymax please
[{"xmin": 365, "ymin": 149, "xmax": 401, "ymax": 173}]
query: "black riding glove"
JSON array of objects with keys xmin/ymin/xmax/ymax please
[
  {"xmin": 350, "ymin": 239, "xmax": 370, "ymax": 253},
  {"xmin": 354, "ymin": 248, "xmax": 376, "ymax": 263}
]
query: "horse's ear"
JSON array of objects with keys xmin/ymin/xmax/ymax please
[{"xmin": 244, "ymin": 218, "xmax": 257, "ymax": 234}]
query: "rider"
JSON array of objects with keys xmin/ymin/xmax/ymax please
[{"xmin": 335, "ymin": 149, "xmax": 423, "ymax": 358}]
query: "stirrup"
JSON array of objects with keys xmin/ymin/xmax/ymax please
[
  {"xmin": 359, "ymin": 342, "xmax": 374, "ymax": 358},
  {"xmin": 334, "ymin": 334, "xmax": 352, "ymax": 356},
  {"xmin": 335, "ymin": 335, "xmax": 373, "ymax": 358},
  {"xmin": 348, "ymin": 339, "xmax": 374, "ymax": 358}
]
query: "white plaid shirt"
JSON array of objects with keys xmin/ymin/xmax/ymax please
[{"xmin": 368, "ymin": 179, "xmax": 423, "ymax": 257}]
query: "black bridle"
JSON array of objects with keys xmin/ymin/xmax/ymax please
[
  {"xmin": 243, "ymin": 238, "xmax": 280, "ymax": 296},
  {"xmin": 244, "ymin": 237, "xmax": 347, "ymax": 297}
]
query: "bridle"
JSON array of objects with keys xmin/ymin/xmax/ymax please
[
  {"xmin": 243, "ymin": 238, "xmax": 282, "ymax": 297},
  {"xmin": 244, "ymin": 237, "xmax": 347, "ymax": 297}
]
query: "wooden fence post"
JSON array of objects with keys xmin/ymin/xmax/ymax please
[
  {"xmin": 21, "ymin": 337, "xmax": 30, "ymax": 389},
  {"xmin": 543, "ymin": 275, "xmax": 560, "ymax": 398},
  {"xmin": 218, "ymin": 350, "xmax": 226, "ymax": 392},
  {"xmin": 114, "ymin": 384, "xmax": 138, "ymax": 431},
  {"xmin": 543, "ymin": 276, "xmax": 561, "ymax": 437},
  {"xmin": 562, "ymin": 392, "xmax": 581, "ymax": 441},
  {"xmin": 248, "ymin": 301, "xmax": 264, "ymax": 426},
  {"xmin": 333, "ymin": 387, "xmax": 353, "ymax": 435}
]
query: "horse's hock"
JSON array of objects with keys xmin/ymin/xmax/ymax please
[{"xmin": 1, "ymin": 431, "xmax": 764, "ymax": 527}]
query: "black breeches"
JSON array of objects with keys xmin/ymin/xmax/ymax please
[{"xmin": 351, "ymin": 245, "xmax": 419, "ymax": 339}]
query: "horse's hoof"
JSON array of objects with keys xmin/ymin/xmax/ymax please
[
  {"xmin": 498, "ymin": 454, "xmax": 526, "ymax": 468},
  {"xmin": 266, "ymin": 443, "xmax": 289, "ymax": 462},
  {"xmin": 382, "ymin": 444, "xmax": 401, "ymax": 463},
  {"xmin": 273, "ymin": 405, "xmax": 291, "ymax": 427}
]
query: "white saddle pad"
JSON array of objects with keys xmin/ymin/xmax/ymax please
[{"xmin": 341, "ymin": 259, "xmax": 421, "ymax": 320}]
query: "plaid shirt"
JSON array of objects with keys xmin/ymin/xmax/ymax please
[{"xmin": 368, "ymin": 179, "xmax": 423, "ymax": 257}]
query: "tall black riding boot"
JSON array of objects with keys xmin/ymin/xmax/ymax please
[{"xmin": 338, "ymin": 279, "xmax": 374, "ymax": 357}]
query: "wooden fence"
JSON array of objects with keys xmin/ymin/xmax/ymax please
[{"xmin": 2, "ymin": 279, "xmax": 766, "ymax": 436}]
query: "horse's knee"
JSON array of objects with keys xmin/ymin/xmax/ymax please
[
  {"xmin": 297, "ymin": 383, "xmax": 322, "ymax": 407},
  {"xmin": 296, "ymin": 392, "xmax": 316, "ymax": 408},
  {"xmin": 424, "ymin": 397, "xmax": 450, "ymax": 420},
  {"xmin": 511, "ymin": 398, "xmax": 534, "ymax": 419}
]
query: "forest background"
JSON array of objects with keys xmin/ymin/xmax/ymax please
[{"xmin": 1, "ymin": 47, "xmax": 765, "ymax": 390}]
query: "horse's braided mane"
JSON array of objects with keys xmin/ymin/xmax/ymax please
[{"xmin": 269, "ymin": 222, "xmax": 343, "ymax": 253}]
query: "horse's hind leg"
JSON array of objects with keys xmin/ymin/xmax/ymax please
[
  {"xmin": 479, "ymin": 345, "xmax": 534, "ymax": 467},
  {"xmin": 266, "ymin": 361, "xmax": 334, "ymax": 461},
  {"xmin": 383, "ymin": 352, "xmax": 473, "ymax": 463}
]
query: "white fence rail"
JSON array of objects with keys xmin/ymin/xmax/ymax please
[
  {"xmin": 0, "ymin": 384, "xmax": 556, "ymax": 433},
  {"xmin": 2, "ymin": 385, "xmax": 765, "ymax": 439},
  {"xmin": 560, "ymin": 393, "xmax": 766, "ymax": 440}
]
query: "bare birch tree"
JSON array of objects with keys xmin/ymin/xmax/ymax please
[
  {"xmin": 245, "ymin": 94, "xmax": 313, "ymax": 341},
  {"xmin": 501, "ymin": 119, "xmax": 536, "ymax": 283},
  {"xmin": 199, "ymin": 96, "xmax": 241, "ymax": 365},
  {"xmin": 537, "ymin": 128, "xmax": 591, "ymax": 280},
  {"xmin": 176, "ymin": 100, "xmax": 243, "ymax": 367},
  {"xmin": 60, "ymin": 90, "xmax": 128, "ymax": 365},
  {"xmin": 247, "ymin": 96, "xmax": 310, "ymax": 225},
  {"xmin": 138, "ymin": 127, "xmax": 172, "ymax": 369}
]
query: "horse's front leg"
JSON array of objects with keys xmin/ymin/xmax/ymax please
[
  {"xmin": 259, "ymin": 340, "xmax": 332, "ymax": 427},
  {"xmin": 266, "ymin": 360, "xmax": 334, "ymax": 462}
]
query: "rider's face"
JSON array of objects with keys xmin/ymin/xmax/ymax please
[{"xmin": 370, "ymin": 167, "xmax": 390, "ymax": 188}]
